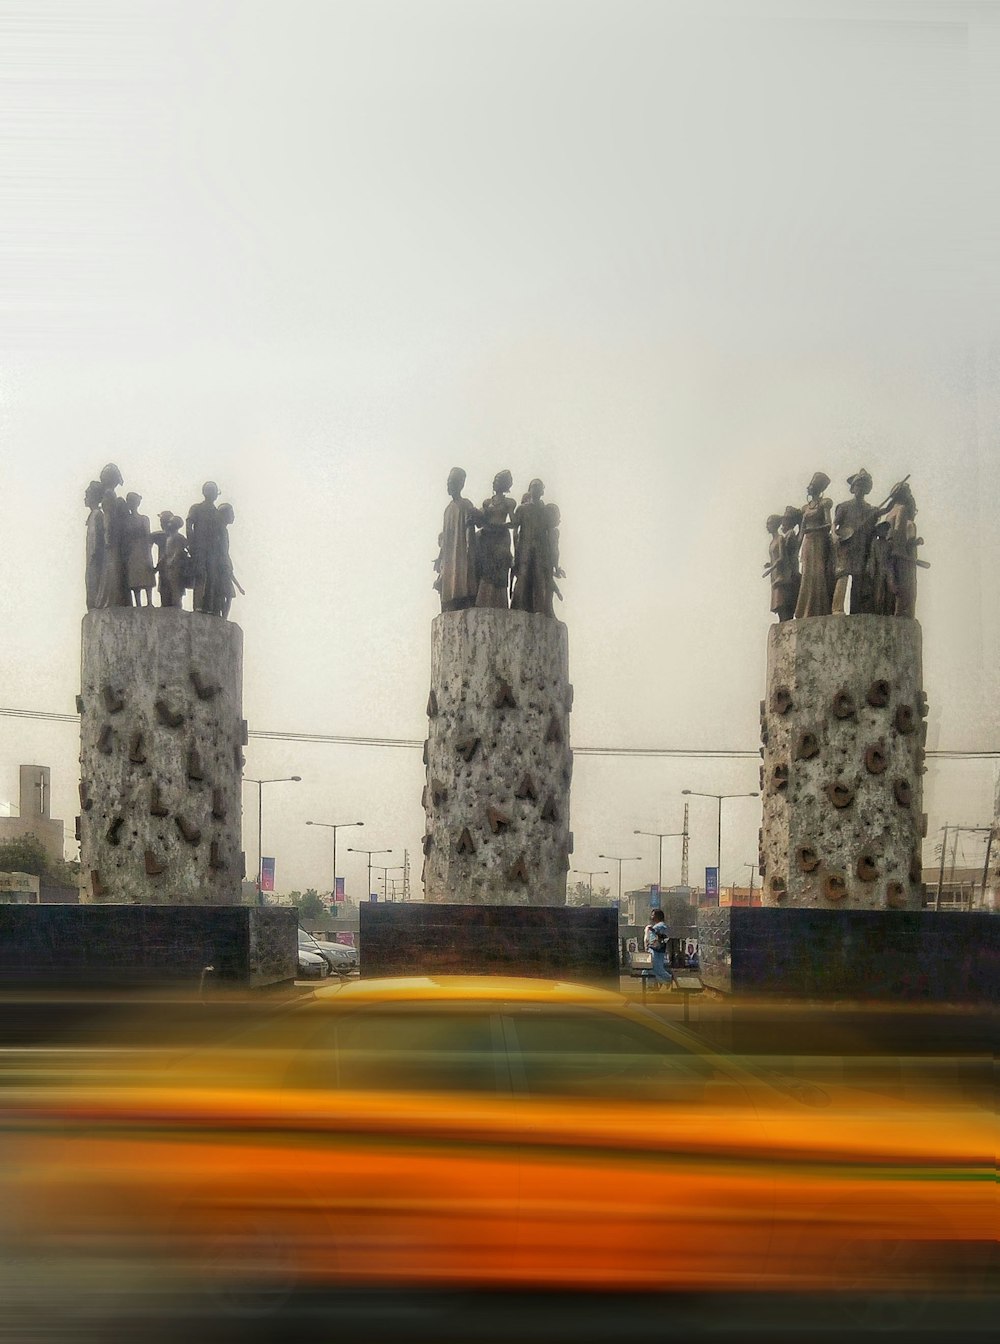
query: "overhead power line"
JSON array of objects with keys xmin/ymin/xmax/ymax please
[{"xmin": 1, "ymin": 706, "xmax": 996, "ymax": 761}]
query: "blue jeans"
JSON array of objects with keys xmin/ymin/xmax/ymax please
[{"xmin": 650, "ymin": 950, "xmax": 672, "ymax": 985}]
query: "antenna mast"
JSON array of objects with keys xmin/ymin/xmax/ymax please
[{"xmin": 681, "ymin": 802, "xmax": 690, "ymax": 887}]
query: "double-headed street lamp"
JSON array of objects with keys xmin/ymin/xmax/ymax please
[
  {"xmin": 570, "ymin": 868, "xmax": 608, "ymax": 906},
  {"xmin": 243, "ymin": 775, "xmax": 301, "ymax": 898},
  {"xmin": 597, "ymin": 853, "xmax": 642, "ymax": 908},
  {"xmin": 348, "ymin": 845, "xmax": 392, "ymax": 903},
  {"xmin": 681, "ymin": 789, "xmax": 759, "ymax": 885},
  {"xmin": 305, "ymin": 819, "xmax": 364, "ymax": 903},
  {"xmin": 376, "ymin": 864, "xmax": 406, "ymax": 902},
  {"xmin": 632, "ymin": 829, "xmax": 686, "ymax": 892}
]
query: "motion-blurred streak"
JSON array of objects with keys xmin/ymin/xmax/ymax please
[{"xmin": 0, "ymin": 978, "xmax": 995, "ymax": 1340}]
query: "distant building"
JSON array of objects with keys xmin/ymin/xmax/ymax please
[
  {"xmin": 0, "ymin": 871, "xmax": 41, "ymax": 904},
  {"xmin": 719, "ymin": 885, "xmax": 762, "ymax": 908},
  {"xmin": 0, "ymin": 766, "xmax": 66, "ymax": 868},
  {"xmin": 920, "ymin": 866, "xmax": 983, "ymax": 911},
  {"xmin": 623, "ymin": 884, "xmax": 701, "ymax": 927}
]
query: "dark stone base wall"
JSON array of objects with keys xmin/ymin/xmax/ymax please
[
  {"xmin": 360, "ymin": 904, "xmax": 618, "ymax": 987},
  {"xmin": 698, "ymin": 907, "xmax": 999, "ymax": 1002},
  {"xmin": 0, "ymin": 905, "xmax": 297, "ymax": 990}
]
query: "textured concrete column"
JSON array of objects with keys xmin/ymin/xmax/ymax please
[
  {"xmin": 423, "ymin": 610, "xmax": 572, "ymax": 905},
  {"xmin": 759, "ymin": 615, "xmax": 926, "ymax": 910},
  {"xmin": 79, "ymin": 608, "xmax": 245, "ymax": 904}
]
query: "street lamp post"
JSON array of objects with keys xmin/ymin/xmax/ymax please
[
  {"xmin": 597, "ymin": 853, "xmax": 642, "ymax": 910},
  {"xmin": 570, "ymin": 868, "xmax": 608, "ymax": 906},
  {"xmin": 348, "ymin": 846, "xmax": 392, "ymax": 903},
  {"xmin": 681, "ymin": 789, "xmax": 759, "ymax": 886},
  {"xmin": 244, "ymin": 775, "xmax": 301, "ymax": 899},
  {"xmin": 375, "ymin": 864, "xmax": 406, "ymax": 901},
  {"xmin": 632, "ymin": 829, "xmax": 685, "ymax": 892},
  {"xmin": 305, "ymin": 819, "xmax": 364, "ymax": 904}
]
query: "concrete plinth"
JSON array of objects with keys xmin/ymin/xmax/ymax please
[
  {"xmin": 79, "ymin": 608, "xmax": 245, "ymax": 904},
  {"xmin": 423, "ymin": 610, "xmax": 572, "ymax": 904},
  {"xmin": 760, "ymin": 615, "xmax": 926, "ymax": 910}
]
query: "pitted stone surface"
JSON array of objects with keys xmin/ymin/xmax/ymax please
[
  {"xmin": 760, "ymin": 615, "xmax": 925, "ymax": 910},
  {"xmin": 80, "ymin": 608, "xmax": 244, "ymax": 904},
  {"xmin": 424, "ymin": 610, "xmax": 572, "ymax": 905}
]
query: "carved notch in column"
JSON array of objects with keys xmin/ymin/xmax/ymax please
[
  {"xmin": 144, "ymin": 850, "xmax": 166, "ymax": 877},
  {"xmin": 155, "ymin": 700, "xmax": 184, "ymax": 729},
  {"xmin": 175, "ymin": 815, "xmax": 202, "ymax": 845},
  {"xmin": 190, "ymin": 668, "xmax": 220, "ymax": 700},
  {"xmin": 508, "ymin": 855, "xmax": 529, "ymax": 883},
  {"xmin": 102, "ymin": 684, "xmax": 125, "ymax": 714},
  {"xmin": 149, "ymin": 782, "xmax": 169, "ymax": 817}
]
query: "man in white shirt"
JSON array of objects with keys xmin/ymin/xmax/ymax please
[{"xmin": 643, "ymin": 908, "xmax": 673, "ymax": 989}]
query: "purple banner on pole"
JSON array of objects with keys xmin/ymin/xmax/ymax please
[
  {"xmin": 705, "ymin": 866, "xmax": 719, "ymax": 899},
  {"xmin": 260, "ymin": 857, "xmax": 275, "ymax": 893},
  {"xmin": 335, "ymin": 876, "xmax": 345, "ymax": 903}
]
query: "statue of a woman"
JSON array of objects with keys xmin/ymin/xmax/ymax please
[
  {"xmin": 158, "ymin": 516, "xmax": 189, "ymax": 608},
  {"xmin": 794, "ymin": 472, "xmax": 834, "ymax": 619},
  {"xmin": 435, "ymin": 468, "xmax": 481, "ymax": 611},
  {"xmin": 764, "ymin": 506, "xmax": 801, "ymax": 622},
  {"xmin": 475, "ymin": 470, "xmax": 517, "ymax": 609},
  {"xmin": 124, "ymin": 492, "xmax": 156, "ymax": 607},
  {"xmin": 94, "ymin": 464, "xmax": 129, "ymax": 608},
  {"xmin": 84, "ymin": 480, "xmax": 105, "ymax": 610}
]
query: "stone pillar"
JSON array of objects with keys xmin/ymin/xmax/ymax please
[
  {"xmin": 759, "ymin": 615, "xmax": 927, "ymax": 910},
  {"xmin": 423, "ymin": 610, "xmax": 572, "ymax": 905},
  {"xmin": 79, "ymin": 608, "xmax": 245, "ymax": 904}
]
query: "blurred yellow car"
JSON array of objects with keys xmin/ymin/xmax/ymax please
[{"xmin": 0, "ymin": 976, "xmax": 994, "ymax": 1324}]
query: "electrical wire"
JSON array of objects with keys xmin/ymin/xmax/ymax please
[{"xmin": 1, "ymin": 706, "xmax": 996, "ymax": 760}]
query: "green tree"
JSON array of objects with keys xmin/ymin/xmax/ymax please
[
  {"xmin": 0, "ymin": 834, "xmax": 51, "ymax": 878},
  {"xmin": 566, "ymin": 879, "xmax": 613, "ymax": 907},
  {"xmin": 0, "ymin": 836, "xmax": 81, "ymax": 888},
  {"xmin": 297, "ymin": 888, "xmax": 325, "ymax": 921}
]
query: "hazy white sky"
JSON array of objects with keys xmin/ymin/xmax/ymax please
[{"xmin": 2, "ymin": 0, "xmax": 998, "ymax": 896}]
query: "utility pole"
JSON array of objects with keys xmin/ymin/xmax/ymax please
[
  {"xmin": 935, "ymin": 824, "xmax": 948, "ymax": 911},
  {"xmin": 744, "ymin": 862, "xmax": 756, "ymax": 904},
  {"xmin": 980, "ymin": 827, "xmax": 995, "ymax": 911}
]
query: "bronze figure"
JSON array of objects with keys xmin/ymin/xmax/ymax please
[
  {"xmin": 763, "ymin": 506, "xmax": 801, "ymax": 622},
  {"xmin": 832, "ymin": 469, "xmax": 878, "ymax": 613},
  {"xmin": 510, "ymin": 479, "xmax": 560, "ymax": 615},
  {"xmin": 475, "ymin": 470, "xmax": 517, "ymax": 609},
  {"xmin": 84, "ymin": 480, "xmax": 105, "ymax": 610},
  {"xmin": 94, "ymin": 464, "xmax": 129, "ymax": 608},
  {"xmin": 186, "ymin": 481, "xmax": 222, "ymax": 614},
  {"xmin": 794, "ymin": 472, "xmax": 834, "ymax": 619},
  {"xmin": 435, "ymin": 468, "xmax": 480, "ymax": 611},
  {"xmin": 124, "ymin": 492, "xmax": 156, "ymax": 607}
]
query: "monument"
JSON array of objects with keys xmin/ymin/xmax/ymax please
[
  {"xmin": 78, "ymin": 466, "xmax": 246, "ymax": 904},
  {"xmin": 759, "ymin": 473, "xmax": 927, "ymax": 910},
  {"xmin": 423, "ymin": 470, "xmax": 573, "ymax": 904},
  {"xmin": 693, "ymin": 472, "xmax": 997, "ymax": 1004}
]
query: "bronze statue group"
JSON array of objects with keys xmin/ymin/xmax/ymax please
[
  {"xmin": 765, "ymin": 470, "xmax": 924, "ymax": 622},
  {"xmin": 434, "ymin": 469, "xmax": 564, "ymax": 616},
  {"xmin": 84, "ymin": 465, "xmax": 240, "ymax": 618}
]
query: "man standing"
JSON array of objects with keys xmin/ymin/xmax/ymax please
[
  {"xmin": 186, "ymin": 481, "xmax": 222, "ymax": 614},
  {"xmin": 832, "ymin": 469, "xmax": 878, "ymax": 614}
]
